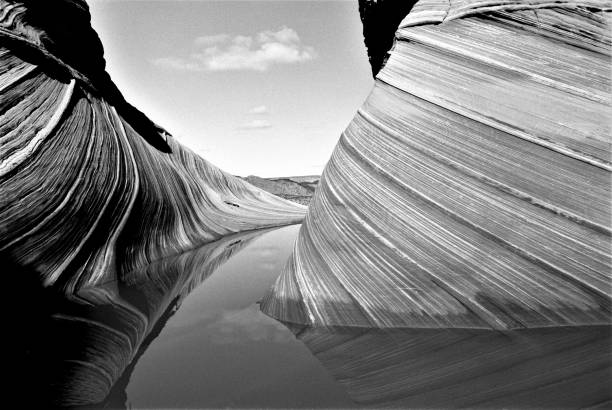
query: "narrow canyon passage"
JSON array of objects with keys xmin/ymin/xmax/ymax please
[{"xmin": 2, "ymin": 0, "xmax": 610, "ymax": 408}]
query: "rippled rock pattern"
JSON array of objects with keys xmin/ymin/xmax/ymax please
[
  {"xmin": 16, "ymin": 229, "xmax": 265, "ymax": 408},
  {"xmin": 0, "ymin": 0, "xmax": 306, "ymax": 292},
  {"xmin": 262, "ymin": 0, "xmax": 612, "ymax": 329}
]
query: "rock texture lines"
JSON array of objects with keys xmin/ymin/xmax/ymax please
[
  {"xmin": 0, "ymin": 0, "xmax": 305, "ymax": 292},
  {"xmin": 261, "ymin": 0, "xmax": 612, "ymax": 329}
]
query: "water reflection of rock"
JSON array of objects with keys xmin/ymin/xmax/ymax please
[
  {"xmin": 13, "ymin": 229, "xmax": 269, "ymax": 408},
  {"xmin": 285, "ymin": 324, "xmax": 611, "ymax": 408}
]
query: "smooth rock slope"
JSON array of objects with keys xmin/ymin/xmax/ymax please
[
  {"xmin": 261, "ymin": 0, "xmax": 612, "ymax": 329},
  {"xmin": 0, "ymin": 0, "xmax": 306, "ymax": 292}
]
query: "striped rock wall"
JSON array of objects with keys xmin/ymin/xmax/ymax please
[
  {"xmin": 261, "ymin": 0, "xmax": 612, "ymax": 329},
  {"xmin": 0, "ymin": 1, "xmax": 306, "ymax": 292}
]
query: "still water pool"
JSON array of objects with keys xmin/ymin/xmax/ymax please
[
  {"xmin": 17, "ymin": 224, "xmax": 611, "ymax": 409},
  {"xmin": 120, "ymin": 224, "xmax": 355, "ymax": 408}
]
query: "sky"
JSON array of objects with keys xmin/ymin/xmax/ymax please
[{"xmin": 88, "ymin": 0, "xmax": 373, "ymax": 177}]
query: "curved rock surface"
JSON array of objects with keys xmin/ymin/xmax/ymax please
[
  {"xmin": 262, "ymin": 0, "xmax": 612, "ymax": 329},
  {"xmin": 0, "ymin": 0, "xmax": 306, "ymax": 292}
]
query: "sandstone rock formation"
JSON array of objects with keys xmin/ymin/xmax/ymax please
[
  {"xmin": 0, "ymin": 0, "xmax": 306, "ymax": 292},
  {"xmin": 262, "ymin": 0, "xmax": 612, "ymax": 329}
]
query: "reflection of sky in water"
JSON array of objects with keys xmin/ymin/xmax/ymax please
[
  {"xmin": 125, "ymin": 225, "xmax": 355, "ymax": 409},
  {"xmin": 207, "ymin": 305, "xmax": 296, "ymax": 345}
]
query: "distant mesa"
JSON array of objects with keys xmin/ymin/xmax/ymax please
[
  {"xmin": 241, "ymin": 175, "xmax": 320, "ymax": 205},
  {"xmin": 261, "ymin": 0, "xmax": 612, "ymax": 330},
  {"xmin": 0, "ymin": 0, "xmax": 306, "ymax": 292}
]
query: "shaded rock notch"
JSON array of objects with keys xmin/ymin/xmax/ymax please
[
  {"xmin": 358, "ymin": 0, "xmax": 419, "ymax": 76},
  {"xmin": 0, "ymin": 0, "xmax": 306, "ymax": 292}
]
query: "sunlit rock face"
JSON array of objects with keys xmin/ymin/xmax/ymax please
[
  {"xmin": 0, "ymin": 0, "xmax": 306, "ymax": 292},
  {"xmin": 262, "ymin": 0, "xmax": 612, "ymax": 329}
]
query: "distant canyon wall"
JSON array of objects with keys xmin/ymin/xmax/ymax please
[
  {"xmin": 242, "ymin": 175, "xmax": 320, "ymax": 205},
  {"xmin": 0, "ymin": 0, "xmax": 306, "ymax": 292},
  {"xmin": 262, "ymin": 0, "xmax": 612, "ymax": 329}
]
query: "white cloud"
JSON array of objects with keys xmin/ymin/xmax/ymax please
[
  {"xmin": 248, "ymin": 105, "xmax": 269, "ymax": 115},
  {"xmin": 239, "ymin": 119, "xmax": 272, "ymax": 130},
  {"xmin": 153, "ymin": 26, "xmax": 316, "ymax": 72}
]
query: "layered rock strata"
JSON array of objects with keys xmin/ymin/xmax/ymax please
[
  {"xmin": 262, "ymin": 0, "xmax": 612, "ymax": 329},
  {"xmin": 0, "ymin": 0, "xmax": 306, "ymax": 292}
]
